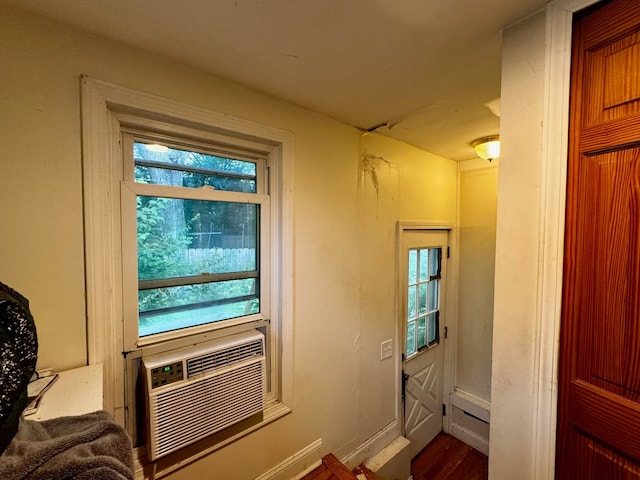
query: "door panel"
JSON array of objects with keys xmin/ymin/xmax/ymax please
[
  {"xmin": 404, "ymin": 349, "xmax": 441, "ymax": 441},
  {"xmin": 557, "ymin": 0, "xmax": 640, "ymax": 477},
  {"xmin": 401, "ymin": 229, "xmax": 447, "ymax": 458}
]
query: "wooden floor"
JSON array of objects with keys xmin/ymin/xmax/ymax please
[
  {"xmin": 411, "ymin": 432, "xmax": 488, "ymax": 480},
  {"xmin": 303, "ymin": 453, "xmax": 378, "ymax": 480},
  {"xmin": 302, "ymin": 433, "xmax": 486, "ymax": 480}
]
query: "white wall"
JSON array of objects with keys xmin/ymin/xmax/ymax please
[
  {"xmin": 490, "ymin": 2, "xmax": 602, "ymax": 477},
  {"xmin": 490, "ymin": 9, "xmax": 546, "ymax": 479},
  {"xmin": 0, "ymin": 6, "xmax": 458, "ymax": 479},
  {"xmin": 457, "ymin": 160, "xmax": 498, "ymax": 402},
  {"xmin": 353, "ymin": 133, "xmax": 458, "ymax": 454}
]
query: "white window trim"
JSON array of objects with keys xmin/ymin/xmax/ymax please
[
  {"xmin": 80, "ymin": 76, "xmax": 293, "ymax": 428},
  {"xmin": 118, "ymin": 130, "xmax": 272, "ymax": 352}
]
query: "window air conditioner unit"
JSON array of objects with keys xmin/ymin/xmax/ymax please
[{"xmin": 142, "ymin": 330, "xmax": 266, "ymax": 460}]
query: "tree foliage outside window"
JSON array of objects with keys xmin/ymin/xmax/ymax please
[
  {"xmin": 406, "ymin": 247, "xmax": 441, "ymax": 356},
  {"xmin": 132, "ymin": 141, "xmax": 261, "ymax": 336}
]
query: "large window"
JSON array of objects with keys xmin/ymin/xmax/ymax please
[
  {"xmin": 123, "ymin": 135, "xmax": 268, "ymax": 342},
  {"xmin": 81, "ymin": 78, "xmax": 292, "ymax": 464}
]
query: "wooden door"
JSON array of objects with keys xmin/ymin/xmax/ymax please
[
  {"xmin": 401, "ymin": 229, "xmax": 448, "ymax": 459},
  {"xmin": 557, "ymin": 0, "xmax": 640, "ymax": 477}
]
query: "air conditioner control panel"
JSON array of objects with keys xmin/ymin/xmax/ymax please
[{"xmin": 150, "ymin": 362, "xmax": 184, "ymax": 389}]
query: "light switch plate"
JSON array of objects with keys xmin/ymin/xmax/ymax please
[{"xmin": 380, "ymin": 339, "xmax": 393, "ymax": 360}]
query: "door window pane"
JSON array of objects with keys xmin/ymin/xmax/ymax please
[
  {"xmin": 406, "ymin": 246, "xmax": 442, "ymax": 357},
  {"xmin": 408, "ymin": 249, "xmax": 417, "ymax": 284},
  {"xmin": 419, "ymin": 249, "xmax": 429, "ymax": 281},
  {"xmin": 408, "ymin": 285, "xmax": 417, "ymax": 320},
  {"xmin": 428, "ymin": 281, "xmax": 439, "ymax": 312},
  {"xmin": 417, "ymin": 316, "xmax": 427, "ymax": 350},
  {"xmin": 429, "ymin": 248, "xmax": 440, "ymax": 278},
  {"xmin": 419, "ymin": 283, "xmax": 427, "ymax": 315},
  {"xmin": 407, "ymin": 321, "xmax": 417, "ymax": 356},
  {"xmin": 427, "ymin": 312, "xmax": 438, "ymax": 345}
]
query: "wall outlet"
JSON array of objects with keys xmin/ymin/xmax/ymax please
[{"xmin": 380, "ymin": 339, "xmax": 393, "ymax": 360}]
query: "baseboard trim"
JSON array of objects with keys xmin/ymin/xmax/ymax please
[
  {"xmin": 254, "ymin": 439, "xmax": 323, "ymax": 480},
  {"xmin": 449, "ymin": 389, "xmax": 490, "ymax": 456},
  {"xmin": 364, "ymin": 435, "xmax": 410, "ymax": 472},
  {"xmin": 450, "ymin": 389, "xmax": 490, "ymax": 423},
  {"xmin": 450, "ymin": 423, "xmax": 489, "ymax": 456},
  {"xmin": 340, "ymin": 420, "xmax": 401, "ymax": 469}
]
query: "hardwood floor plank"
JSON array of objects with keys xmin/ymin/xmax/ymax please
[
  {"xmin": 411, "ymin": 433, "xmax": 458, "ymax": 473},
  {"xmin": 313, "ymin": 470, "xmax": 336, "ymax": 480},
  {"xmin": 448, "ymin": 449, "xmax": 488, "ymax": 480},
  {"xmin": 301, "ymin": 454, "xmax": 363, "ymax": 480},
  {"xmin": 304, "ymin": 465, "xmax": 332, "ymax": 480},
  {"xmin": 323, "ymin": 453, "xmax": 358, "ymax": 480},
  {"xmin": 301, "ymin": 434, "xmax": 485, "ymax": 480},
  {"xmin": 411, "ymin": 432, "xmax": 488, "ymax": 480}
]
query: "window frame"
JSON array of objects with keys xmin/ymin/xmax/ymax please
[
  {"xmin": 120, "ymin": 128, "xmax": 272, "ymax": 350},
  {"xmin": 81, "ymin": 77, "xmax": 293, "ymax": 444}
]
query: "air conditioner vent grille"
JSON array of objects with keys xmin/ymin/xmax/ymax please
[
  {"xmin": 144, "ymin": 331, "xmax": 266, "ymax": 460},
  {"xmin": 149, "ymin": 359, "xmax": 264, "ymax": 459},
  {"xmin": 186, "ymin": 338, "xmax": 264, "ymax": 378}
]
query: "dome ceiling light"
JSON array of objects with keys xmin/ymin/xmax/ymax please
[{"xmin": 471, "ymin": 135, "xmax": 500, "ymax": 162}]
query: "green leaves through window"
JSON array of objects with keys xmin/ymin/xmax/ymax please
[
  {"xmin": 132, "ymin": 140, "xmax": 264, "ymax": 338},
  {"xmin": 406, "ymin": 247, "xmax": 441, "ymax": 356}
]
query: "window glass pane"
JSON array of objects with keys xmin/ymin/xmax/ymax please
[
  {"xmin": 418, "ymin": 282, "xmax": 427, "ymax": 315},
  {"xmin": 427, "ymin": 312, "xmax": 438, "ymax": 345},
  {"xmin": 139, "ymin": 279, "xmax": 259, "ymax": 337},
  {"xmin": 407, "ymin": 286, "xmax": 417, "ymax": 320},
  {"xmin": 417, "ymin": 316, "xmax": 427, "ymax": 349},
  {"xmin": 134, "ymin": 141, "xmax": 256, "ymax": 193},
  {"xmin": 137, "ymin": 195, "xmax": 259, "ymax": 337},
  {"xmin": 428, "ymin": 280, "xmax": 439, "ymax": 312},
  {"xmin": 429, "ymin": 248, "xmax": 440, "ymax": 277},
  {"xmin": 419, "ymin": 249, "xmax": 429, "ymax": 281},
  {"xmin": 137, "ymin": 197, "xmax": 257, "ymax": 280},
  {"xmin": 406, "ymin": 245, "xmax": 444, "ymax": 355},
  {"xmin": 407, "ymin": 321, "xmax": 416, "ymax": 356},
  {"xmin": 408, "ymin": 249, "xmax": 417, "ymax": 284}
]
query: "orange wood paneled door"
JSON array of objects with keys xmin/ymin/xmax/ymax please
[{"xmin": 557, "ymin": 0, "xmax": 640, "ymax": 477}]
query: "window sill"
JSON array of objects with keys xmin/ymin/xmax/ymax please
[
  {"xmin": 134, "ymin": 401, "xmax": 291, "ymax": 479},
  {"xmin": 27, "ymin": 364, "xmax": 103, "ymax": 421}
]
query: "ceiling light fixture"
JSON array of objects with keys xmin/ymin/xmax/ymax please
[{"xmin": 471, "ymin": 135, "xmax": 500, "ymax": 162}]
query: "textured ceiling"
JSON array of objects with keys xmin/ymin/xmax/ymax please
[{"xmin": 4, "ymin": 0, "xmax": 549, "ymax": 160}]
